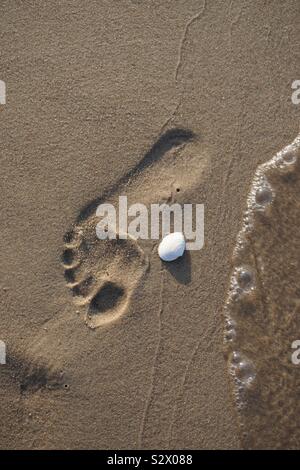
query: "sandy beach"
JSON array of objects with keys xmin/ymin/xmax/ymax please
[{"xmin": 0, "ymin": 0, "xmax": 300, "ymax": 449}]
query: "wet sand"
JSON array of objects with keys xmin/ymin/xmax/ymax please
[
  {"xmin": 0, "ymin": 0, "xmax": 300, "ymax": 449},
  {"xmin": 224, "ymin": 135, "xmax": 300, "ymax": 449}
]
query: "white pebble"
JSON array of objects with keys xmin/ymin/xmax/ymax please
[{"xmin": 158, "ymin": 232, "xmax": 186, "ymax": 262}]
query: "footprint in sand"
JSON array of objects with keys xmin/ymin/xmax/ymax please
[
  {"xmin": 62, "ymin": 231, "xmax": 148, "ymax": 328},
  {"xmin": 61, "ymin": 128, "xmax": 208, "ymax": 328},
  {"xmin": 19, "ymin": 127, "xmax": 208, "ymax": 399},
  {"xmin": 223, "ymin": 134, "xmax": 300, "ymax": 449}
]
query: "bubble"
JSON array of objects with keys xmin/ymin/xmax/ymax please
[
  {"xmin": 237, "ymin": 268, "xmax": 254, "ymax": 289},
  {"xmin": 230, "ymin": 267, "xmax": 256, "ymax": 307},
  {"xmin": 225, "ymin": 328, "xmax": 236, "ymax": 342},
  {"xmin": 282, "ymin": 151, "xmax": 297, "ymax": 164},
  {"xmin": 229, "ymin": 351, "xmax": 256, "ymax": 398},
  {"xmin": 234, "ymin": 358, "xmax": 256, "ymax": 388},
  {"xmin": 224, "ymin": 317, "xmax": 237, "ymax": 342},
  {"xmin": 255, "ymin": 186, "xmax": 273, "ymax": 205},
  {"xmin": 231, "ymin": 351, "xmax": 241, "ymax": 364},
  {"xmin": 232, "ymin": 287, "xmax": 243, "ymax": 300},
  {"xmin": 225, "ymin": 317, "xmax": 236, "ymax": 331}
]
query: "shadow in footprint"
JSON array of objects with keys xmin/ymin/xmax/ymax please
[
  {"xmin": 86, "ymin": 281, "xmax": 128, "ymax": 327},
  {"xmin": 89, "ymin": 281, "xmax": 125, "ymax": 315}
]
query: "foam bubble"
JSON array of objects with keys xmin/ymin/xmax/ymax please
[
  {"xmin": 255, "ymin": 186, "xmax": 273, "ymax": 205},
  {"xmin": 229, "ymin": 352, "xmax": 257, "ymax": 408},
  {"xmin": 231, "ymin": 350, "xmax": 241, "ymax": 364},
  {"xmin": 224, "ymin": 328, "xmax": 237, "ymax": 342},
  {"xmin": 235, "ymin": 359, "xmax": 256, "ymax": 386},
  {"xmin": 224, "ymin": 317, "xmax": 237, "ymax": 343},
  {"xmin": 237, "ymin": 267, "xmax": 254, "ymax": 289},
  {"xmin": 230, "ymin": 266, "xmax": 256, "ymax": 304},
  {"xmin": 282, "ymin": 151, "xmax": 297, "ymax": 165}
]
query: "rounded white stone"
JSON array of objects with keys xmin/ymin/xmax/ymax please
[{"xmin": 158, "ymin": 232, "xmax": 186, "ymax": 262}]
